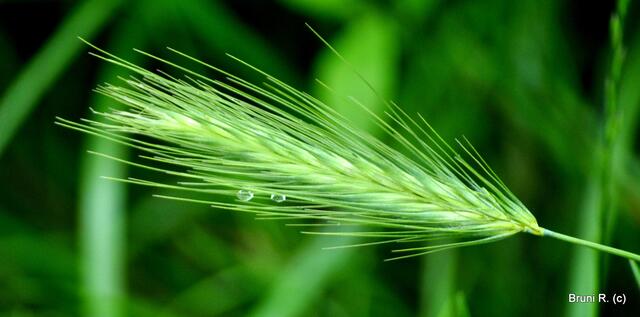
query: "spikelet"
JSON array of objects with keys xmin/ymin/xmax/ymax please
[{"xmin": 57, "ymin": 44, "xmax": 543, "ymax": 260}]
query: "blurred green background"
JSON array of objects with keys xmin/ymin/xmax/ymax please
[{"xmin": 0, "ymin": 0, "xmax": 639, "ymax": 316}]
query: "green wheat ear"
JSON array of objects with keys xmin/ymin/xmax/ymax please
[{"xmin": 56, "ymin": 38, "xmax": 639, "ymax": 263}]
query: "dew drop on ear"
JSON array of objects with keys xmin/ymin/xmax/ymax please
[
  {"xmin": 237, "ymin": 189, "xmax": 254, "ymax": 201},
  {"xmin": 270, "ymin": 193, "xmax": 286, "ymax": 203}
]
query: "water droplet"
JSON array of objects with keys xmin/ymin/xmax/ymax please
[
  {"xmin": 237, "ymin": 189, "xmax": 254, "ymax": 201},
  {"xmin": 270, "ymin": 193, "xmax": 286, "ymax": 203}
]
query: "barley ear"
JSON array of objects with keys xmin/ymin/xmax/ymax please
[{"xmin": 56, "ymin": 43, "xmax": 639, "ymax": 262}]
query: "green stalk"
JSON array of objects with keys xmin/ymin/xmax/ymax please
[
  {"xmin": 630, "ymin": 260, "xmax": 640, "ymax": 289},
  {"xmin": 538, "ymin": 228, "xmax": 640, "ymax": 262}
]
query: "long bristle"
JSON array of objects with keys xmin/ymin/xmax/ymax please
[{"xmin": 56, "ymin": 46, "xmax": 543, "ymax": 257}]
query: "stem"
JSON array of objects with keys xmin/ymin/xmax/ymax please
[{"xmin": 540, "ymin": 228, "xmax": 640, "ymax": 262}]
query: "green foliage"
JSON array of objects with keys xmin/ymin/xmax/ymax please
[{"xmin": 2, "ymin": 1, "xmax": 640, "ymax": 316}]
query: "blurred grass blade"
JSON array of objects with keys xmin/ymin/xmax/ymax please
[
  {"xmin": 566, "ymin": 175, "xmax": 602, "ymax": 317},
  {"xmin": 420, "ymin": 250, "xmax": 457, "ymax": 317},
  {"xmin": 79, "ymin": 6, "xmax": 152, "ymax": 316},
  {"xmin": 618, "ymin": 22, "xmax": 640, "ymax": 228},
  {"xmin": 630, "ymin": 260, "xmax": 640, "ymax": 290},
  {"xmin": 313, "ymin": 12, "xmax": 399, "ymax": 133},
  {"xmin": 618, "ymin": 23, "xmax": 640, "ymax": 156},
  {"xmin": 248, "ymin": 235, "xmax": 356, "ymax": 317},
  {"xmin": 454, "ymin": 291, "xmax": 471, "ymax": 317},
  {"xmin": 602, "ymin": 0, "xmax": 631, "ymax": 243},
  {"xmin": 0, "ymin": 0, "xmax": 122, "ymax": 155},
  {"xmin": 502, "ymin": 0, "xmax": 594, "ymax": 174},
  {"xmin": 80, "ymin": 140, "xmax": 128, "ymax": 317}
]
